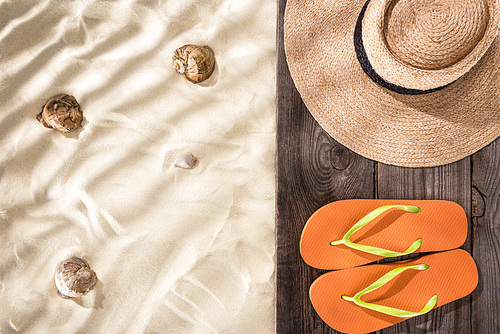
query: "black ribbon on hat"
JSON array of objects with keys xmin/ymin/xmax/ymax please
[{"xmin": 354, "ymin": 0, "xmax": 454, "ymax": 95}]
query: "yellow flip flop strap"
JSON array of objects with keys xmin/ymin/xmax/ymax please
[
  {"xmin": 330, "ymin": 205, "xmax": 423, "ymax": 257},
  {"xmin": 341, "ymin": 264, "xmax": 438, "ymax": 317}
]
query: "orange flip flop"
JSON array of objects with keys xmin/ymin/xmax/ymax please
[
  {"xmin": 310, "ymin": 249, "xmax": 478, "ymax": 334},
  {"xmin": 300, "ymin": 200, "xmax": 467, "ymax": 270}
]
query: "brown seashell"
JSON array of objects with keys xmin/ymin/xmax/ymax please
[
  {"xmin": 55, "ymin": 257, "xmax": 97, "ymax": 298},
  {"xmin": 37, "ymin": 94, "xmax": 83, "ymax": 133},
  {"xmin": 174, "ymin": 152, "xmax": 198, "ymax": 169},
  {"xmin": 173, "ymin": 44, "xmax": 216, "ymax": 83}
]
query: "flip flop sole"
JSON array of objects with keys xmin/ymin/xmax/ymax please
[
  {"xmin": 301, "ymin": 200, "xmax": 467, "ymax": 270},
  {"xmin": 310, "ymin": 249, "xmax": 478, "ymax": 334}
]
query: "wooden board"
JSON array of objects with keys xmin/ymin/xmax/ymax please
[{"xmin": 276, "ymin": 0, "xmax": 500, "ymax": 333}]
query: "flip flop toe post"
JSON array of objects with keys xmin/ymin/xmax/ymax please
[
  {"xmin": 310, "ymin": 249, "xmax": 478, "ymax": 334},
  {"xmin": 300, "ymin": 200, "xmax": 467, "ymax": 270}
]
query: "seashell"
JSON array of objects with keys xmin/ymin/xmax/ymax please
[
  {"xmin": 173, "ymin": 44, "xmax": 216, "ymax": 83},
  {"xmin": 55, "ymin": 257, "xmax": 97, "ymax": 298},
  {"xmin": 174, "ymin": 152, "xmax": 198, "ymax": 169},
  {"xmin": 37, "ymin": 94, "xmax": 83, "ymax": 133}
]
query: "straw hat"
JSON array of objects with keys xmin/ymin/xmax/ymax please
[{"xmin": 284, "ymin": 0, "xmax": 500, "ymax": 167}]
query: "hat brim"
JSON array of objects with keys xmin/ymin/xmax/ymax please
[{"xmin": 284, "ymin": 0, "xmax": 500, "ymax": 167}]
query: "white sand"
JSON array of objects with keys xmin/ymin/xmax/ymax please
[{"xmin": 0, "ymin": 0, "xmax": 276, "ymax": 333}]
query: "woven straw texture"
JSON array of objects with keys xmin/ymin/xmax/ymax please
[
  {"xmin": 284, "ymin": 0, "xmax": 500, "ymax": 167},
  {"xmin": 363, "ymin": 0, "xmax": 499, "ymax": 90}
]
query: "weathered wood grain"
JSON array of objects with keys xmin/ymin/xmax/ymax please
[
  {"xmin": 276, "ymin": 1, "xmax": 374, "ymax": 333},
  {"xmin": 276, "ymin": 0, "xmax": 498, "ymax": 333},
  {"xmin": 471, "ymin": 140, "xmax": 500, "ymax": 334}
]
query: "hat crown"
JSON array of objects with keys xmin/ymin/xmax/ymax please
[{"xmin": 384, "ymin": 0, "xmax": 489, "ymax": 70}]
